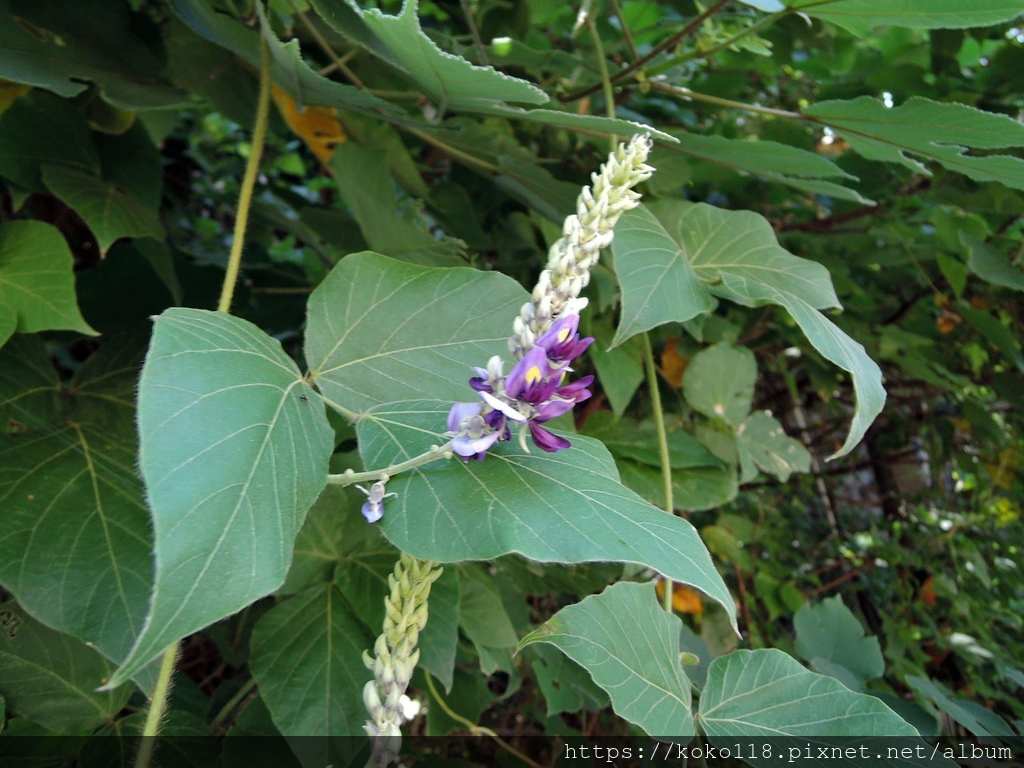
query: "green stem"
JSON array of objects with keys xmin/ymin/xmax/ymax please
[
  {"xmin": 133, "ymin": 644, "xmax": 179, "ymax": 768},
  {"xmin": 641, "ymin": 334, "xmax": 675, "ymax": 613},
  {"xmin": 217, "ymin": 37, "xmax": 272, "ymax": 314},
  {"xmin": 648, "ymin": 81, "xmax": 803, "ymax": 119},
  {"xmin": 423, "ymin": 674, "xmax": 545, "ymax": 768},
  {"xmin": 587, "ymin": 15, "xmax": 617, "ymax": 152},
  {"xmin": 210, "ymin": 677, "xmax": 257, "ymax": 731},
  {"xmin": 326, "ymin": 443, "xmax": 455, "ymax": 486}
]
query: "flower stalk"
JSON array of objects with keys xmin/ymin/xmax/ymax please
[{"xmin": 363, "ymin": 554, "xmax": 443, "ymax": 767}]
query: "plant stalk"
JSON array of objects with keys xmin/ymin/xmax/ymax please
[
  {"xmin": 133, "ymin": 644, "xmax": 179, "ymax": 768},
  {"xmin": 217, "ymin": 37, "xmax": 272, "ymax": 314}
]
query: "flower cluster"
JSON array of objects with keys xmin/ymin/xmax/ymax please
[
  {"xmin": 446, "ymin": 135, "xmax": 653, "ymax": 461},
  {"xmin": 447, "ymin": 314, "xmax": 594, "ymax": 457},
  {"xmin": 363, "ymin": 554, "xmax": 442, "ymax": 766}
]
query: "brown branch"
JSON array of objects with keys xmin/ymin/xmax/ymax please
[{"xmin": 557, "ymin": 0, "xmax": 732, "ymax": 104}]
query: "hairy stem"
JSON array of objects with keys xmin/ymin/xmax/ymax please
[
  {"xmin": 326, "ymin": 443, "xmax": 455, "ymax": 487},
  {"xmin": 648, "ymin": 81, "xmax": 803, "ymax": 119},
  {"xmin": 133, "ymin": 644, "xmax": 179, "ymax": 768},
  {"xmin": 217, "ymin": 37, "xmax": 272, "ymax": 314},
  {"xmin": 587, "ymin": 15, "xmax": 618, "ymax": 152}
]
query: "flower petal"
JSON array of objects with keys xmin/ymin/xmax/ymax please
[
  {"xmin": 480, "ymin": 391, "xmax": 527, "ymax": 422},
  {"xmin": 528, "ymin": 422, "xmax": 572, "ymax": 452},
  {"xmin": 447, "ymin": 401, "xmax": 482, "ymax": 432}
]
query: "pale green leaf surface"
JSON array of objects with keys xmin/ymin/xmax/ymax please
[
  {"xmin": 683, "ymin": 343, "xmax": 757, "ymax": 428},
  {"xmin": 737, "ymin": 411, "xmax": 812, "ymax": 482},
  {"xmin": 658, "ymin": 202, "xmax": 883, "ymax": 458},
  {"xmin": 352, "ymin": 0, "xmax": 547, "ymax": 111},
  {"xmin": 328, "ymin": 145, "xmax": 464, "ymax": 267},
  {"xmin": 962, "ymin": 235, "xmax": 1024, "ymax": 292},
  {"xmin": 0, "ymin": 335, "xmax": 154, "ymax": 684},
  {"xmin": 250, "ymin": 583, "xmax": 373, "ymax": 736},
  {"xmin": 700, "ymin": 649, "xmax": 924, "ymax": 740},
  {"xmin": 0, "ymin": 601, "xmax": 133, "ymax": 732},
  {"xmin": 767, "ymin": 175, "xmax": 876, "ymax": 206},
  {"xmin": 529, "ymin": 644, "xmax": 608, "ymax": 716},
  {"xmin": 791, "ymin": 0, "xmax": 1024, "ymax": 35},
  {"xmin": 794, "ymin": 596, "xmax": 884, "ymax": 684},
  {"xmin": 356, "ymin": 400, "xmax": 737, "ymax": 629},
  {"xmin": 305, "ymin": 252, "xmax": 528, "ymax": 415},
  {"xmin": 42, "ymin": 165, "xmax": 165, "ymax": 254},
  {"xmin": 610, "ymin": 205, "xmax": 713, "ymax": 346},
  {"xmin": 108, "ymin": 308, "xmax": 334, "ymax": 686},
  {"xmin": 480, "ymin": 106, "xmax": 676, "ymax": 142},
  {"xmin": 0, "ymin": 221, "xmax": 95, "ymax": 336},
  {"xmin": 520, "ymin": 582, "xmax": 694, "ymax": 737},
  {"xmin": 804, "ymin": 97, "xmax": 1024, "ymax": 192}
]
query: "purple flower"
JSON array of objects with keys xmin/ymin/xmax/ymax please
[
  {"xmin": 447, "ymin": 402, "xmax": 502, "ymax": 461},
  {"xmin": 505, "ymin": 347, "xmax": 561, "ymax": 405},
  {"xmin": 536, "ymin": 314, "xmax": 593, "ymax": 366},
  {"xmin": 528, "ymin": 422, "xmax": 572, "ymax": 452}
]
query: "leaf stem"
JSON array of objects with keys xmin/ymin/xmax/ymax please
[
  {"xmin": 648, "ymin": 81, "xmax": 803, "ymax": 120},
  {"xmin": 217, "ymin": 37, "xmax": 272, "ymax": 314},
  {"xmin": 423, "ymin": 674, "xmax": 545, "ymax": 768},
  {"xmin": 641, "ymin": 334, "xmax": 676, "ymax": 614},
  {"xmin": 210, "ymin": 677, "xmax": 258, "ymax": 731},
  {"xmin": 133, "ymin": 644, "xmax": 179, "ymax": 768},
  {"xmin": 292, "ymin": 1, "xmax": 365, "ymax": 89},
  {"xmin": 326, "ymin": 443, "xmax": 455, "ymax": 486}
]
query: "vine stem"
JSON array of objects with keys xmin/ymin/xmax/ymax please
[
  {"xmin": 217, "ymin": 37, "xmax": 273, "ymax": 314},
  {"xmin": 326, "ymin": 443, "xmax": 455, "ymax": 486},
  {"xmin": 587, "ymin": 14, "xmax": 617, "ymax": 153},
  {"xmin": 648, "ymin": 81, "xmax": 803, "ymax": 120},
  {"xmin": 133, "ymin": 644, "xmax": 179, "ymax": 768},
  {"xmin": 641, "ymin": 334, "xmax": 676, "ymax": 613},
  {"xmin": 424, "ymin": 674, "xmax": 544, "ymax": 768}
]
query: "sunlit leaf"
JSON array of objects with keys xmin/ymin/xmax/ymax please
[
  {"xmin": 737, "ymin": 411, "xmax": 812, "ymax": 482},
  {"xmin": 790, "ymin": 0, "xmax": 1024, "ymax": 35},
  {"xmin": 794, "ymin": 596, "xmax": 884, "ymax": 686},
  {"xmin": 682, "ymin": 343, "xmax": 756, "ymax": 428},
  {"xmin": 305, "ymin": 252, "xmax": 528, "ymax": 415}
]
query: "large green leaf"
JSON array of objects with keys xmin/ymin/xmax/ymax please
[
  {"xmin": 250, "ymin": 583, "xmax": 373, "ymax": 736},
  {"xmin": 345, "ymin": 0, "xmax": 547, "ymax": 112},
  {"xmin": 42, "ymin": 165, "xmax": 165, "ymax": 254},
  {"xmin": 794, "ymin": 596, "xmax": 884, "ymax": 686},
  {"xmin": 0, "ymin": 221, "xmax": 95, "ymax": 338},
  {"xmin": 305, "ymin": 252, "xmax": 529, "ymax": 416},
  {"xmin": 804, "ymin": 97, "xmax": 1024, "ymax": 193},
  {"xmin": 107, "ymin": 308, "xmax": 335, "ymax": 687},
  {"xmin": 790, "ymin": 0, "xmax": 1024, "ymax": 35},
  {"xmin": 644, "ymin": 202, "xmax": 884, "ymax": 459},
  {"xmin": 699, "ymin": 649, "xmax": 922, "ymax": 738},
  {"xmin": 520, "ymin": 582, "xmax": 694, "ymax": 737},
  {"xmin": 356, "ymin": 400, "xmax": 737, "ymax": 628},
  {"xmin": 0, "ymin": 335, "xmax": 153, "ymax": 684},
  {"xmin": 610, "ymin": 204, "xmax": 713, "ymax": 346},
  {"xmin": 0, "ymin": 0, "xmax": 187, "ymax": 108},
  {"xmin": 906, "ymin": 676, "xmax": 1016, "ymax": 741},
  {"xmin": 0, "ymin": 601, "xmax": 133, "ymax": 732},
  {"xmin": 328, "ymin": 145, "xmax": 464, "ymax": 267}
]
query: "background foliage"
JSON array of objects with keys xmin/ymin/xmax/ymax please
[{"xmin": 1, "ymin": 0, "xmax": 1023, "ymax": 763}]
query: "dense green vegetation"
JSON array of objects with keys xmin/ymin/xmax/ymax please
[{"xmin": 0, "ymin": 0, "xmax": 1022, "ymax": 765}]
